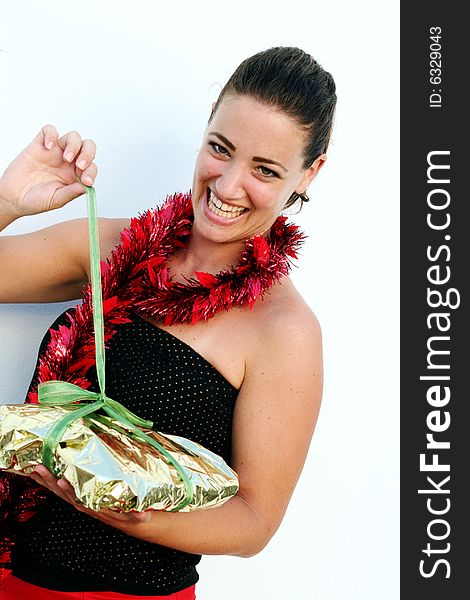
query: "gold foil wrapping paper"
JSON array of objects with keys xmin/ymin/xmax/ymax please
[{"xmin": 0, "ymin": 404, "xmax": 239, "ymax": 512}]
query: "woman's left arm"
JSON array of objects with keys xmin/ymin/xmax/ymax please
[{"xmin": 31, "ymin": 309, "xmax": 323, "ymax": 558}]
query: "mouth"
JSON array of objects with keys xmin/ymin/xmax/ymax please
[{"xmin": 206, "ymin": 189, "xmax": 249, "ymax": 220}]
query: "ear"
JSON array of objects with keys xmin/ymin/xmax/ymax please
[
  {"xmin": 294, "ymin": 154, "xmax": 327, "ymax": 195},
  {"xmin": 208, "ymin": 101, "xmax": 217, "ymax": 121}
]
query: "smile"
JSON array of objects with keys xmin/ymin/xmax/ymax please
[{"xmin": 207, "ymin": 190, "xmax": 248, "ymax": 219}]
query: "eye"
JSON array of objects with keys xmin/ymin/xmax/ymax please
[
  {"xmin": 257, "ymin": 165, "xmax": 279, "ymax": 178},
  {"xmin": 208, "ymin": 141, "xmax": 230, "ymax": 156}
]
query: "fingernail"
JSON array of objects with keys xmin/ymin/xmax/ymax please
[
  {"xmin": 84, "ymin": 175, "xmax": 93, "ymax": 185},
  {"xmin": 46, "ymin": 141, "xmax": 54, "ymax": 150},
  {"xmin": 77, "ymin": 160, "xmax": 87, "ymax": 170},
  {"xmin": 64, "ymin": 151, "xmax": 74, "ymax": 162}
]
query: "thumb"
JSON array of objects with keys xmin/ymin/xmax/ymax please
[{"xmin": 49, "ymin": 181, "xmax": 87, "ymax": 209}]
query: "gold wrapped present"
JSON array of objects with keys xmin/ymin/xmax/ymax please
[{"xmin": 0, "ymin": 402, "xmax": 238, "ymax": 512}]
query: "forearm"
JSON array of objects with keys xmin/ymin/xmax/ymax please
[
  {"xmin": 114, "ymin": 494, "xmax": 271, "ymax": 558},
  {"xmin": 31, "ymin": 467, "xmax": 274, "ymax": 559}
]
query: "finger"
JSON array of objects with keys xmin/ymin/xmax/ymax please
[
  {"xmin": 30, "ymin": 467, "xmax": 78, "ymax": 505},
  {"xmin": 57, "ymin": 478, "xmax": 76, "ymax": 499},
  {"xmin": 77, "ymin": 162, "xmax": 98, "ymax": 187},
  {"xmin": 98, "ymin": 508, "xmax": 143, "ymax": 523},
  {"xmin": 49, "ymin": 182, "xmax": 86, "ymax": 209},
  {"xmin": 29, "ymin": 471, "xmax": 48, "ymax": 488},
  {"xmin": 57, "ymin": 130, "xmax": 83, "ymax": 163},
  {"xmin": 34, "ymin": 464, "xmax": 55, "ymax": 479},
  {"xmin": 41, "ymin": 124, "xmax": 59, "ymax": 150},
  {"xmin": 57, "ymin": 478, "xmax": 79, "ymax": 504},
  {"xmin": 75, "ymin": 139, "xmax": 97, "ymax": 171},
  {"xmin": 33, "ymin": 466, "xmax": 62, "ymax": 491},
  {"xmin": 30, "ymin": 467, "xmax": 56, "ymax": 491}
]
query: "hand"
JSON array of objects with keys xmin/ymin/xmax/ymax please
[
  {"xmin": 0, "ymin": 125, "xmax": 98, "ymax": 218},
  {"xmin": 29, "ymin": 465, "xmax": 152, "ymax": 532}
]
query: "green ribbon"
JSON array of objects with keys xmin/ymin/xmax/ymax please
[{"xmin": 38, "ymin": 181, "xmax": 193, "ymax": 511}]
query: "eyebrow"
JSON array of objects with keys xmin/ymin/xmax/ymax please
[{"xmin": 210, "ymin": 131, "xmax": 289, "ymax": 173}]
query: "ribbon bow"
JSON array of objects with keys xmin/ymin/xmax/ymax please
[{"xmin": 38, "ymin": 182, "xmax": 193, "ymax": 511}]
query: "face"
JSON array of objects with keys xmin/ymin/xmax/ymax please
[{"xmin": 191, "ymin": 94, "xmax": 325, "ymax": 245}]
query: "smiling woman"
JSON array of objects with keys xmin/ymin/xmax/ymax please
[
  {"xmin": 190, "ymin": 94, "xmax": 325, "ymax": 247},
  {"xmin": 0, "ymin": 46, "xmax": 336, "ymax": 599}
]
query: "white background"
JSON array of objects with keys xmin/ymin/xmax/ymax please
[{"xmin": 0, "ymin": 1, "xmax": 399, "ymax": 599}]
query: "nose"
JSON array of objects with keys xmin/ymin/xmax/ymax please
[{"xmin": 214, "ymin": 161, "xmax": 246, "ymax": 201}]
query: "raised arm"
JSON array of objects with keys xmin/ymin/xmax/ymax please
[
  {"xmin": 0, "ymin": 217, "xmax": 129, "ymax": 303},
  {"xmin": 0, "ymin": 125, "xmax": 128, "ymax": 302}
]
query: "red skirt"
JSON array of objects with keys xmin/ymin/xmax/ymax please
[{"xmin": 0, "ymin": 574, "xmax": 196, "ymax": 599}]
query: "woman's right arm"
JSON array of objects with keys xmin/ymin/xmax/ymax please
[
  {"xmin": 0, "ymin": 125, "xmax": 128, "ymax": 303},
  {"xmin": 0, "ymin": 217, "xmax": 128, "ymax": 303}
]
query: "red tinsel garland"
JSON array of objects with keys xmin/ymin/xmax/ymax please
[{"xmin": 0, "ymin": 190, "xmax": 305, "ymax": 574}]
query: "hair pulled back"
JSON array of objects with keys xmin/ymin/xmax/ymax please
[{"xmin": 210, "ymin": 46, "xmax": 337, "ymax": 209}]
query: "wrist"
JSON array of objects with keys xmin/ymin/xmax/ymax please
[{"xmin": 0, "ymin": 178, "xmax": 20, "ymax": 228}]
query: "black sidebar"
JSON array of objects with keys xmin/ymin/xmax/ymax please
[{"xmin": 401, "ymin": 4, "xmax": 468, "ymax": 599}]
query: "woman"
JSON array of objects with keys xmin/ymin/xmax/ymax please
[{"xmin": 0, "ymin": 47, "xmax": 336, "ymax": 598}]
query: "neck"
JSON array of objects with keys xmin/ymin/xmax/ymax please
[{"xmin": 172, "ymin": 228, "xmax": 249, "ymax": 277}]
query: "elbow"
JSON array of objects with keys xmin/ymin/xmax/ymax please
[
  {"xmin": 229, "ymin": 493, "xmax": 284, "ymax": 558},
  {"xmin": 237, "ymin": 547, "xmax": 264, "ymax": 559},
  {"xmin": 233, "ymin": 511, "xmax": 278, "ymax": 559},
  {"xmin": 235, "ymin": 533, "xmax": 273, "ymax": 558}
]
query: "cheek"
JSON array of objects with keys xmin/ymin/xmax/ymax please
[
  {"xmin": 245, "ymin": 184, "xmax": 286, "ymax": 213},
  {"xmin": 195, "ymin": 153, "xmax": 222, "ymax": 181}
]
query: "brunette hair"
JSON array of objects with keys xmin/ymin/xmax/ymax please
[{"xmin": 210, "ymin": 46, "xmax": 337, "ymax": 209}]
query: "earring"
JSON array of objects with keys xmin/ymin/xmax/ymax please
[{"xmin": 284, "ymin": 190, "xmax": 310, "ymax": 210}]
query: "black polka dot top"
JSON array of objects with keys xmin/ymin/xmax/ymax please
[{"xmin": 11, "ymin": 309, "xmax": 239, "ymax": 595}]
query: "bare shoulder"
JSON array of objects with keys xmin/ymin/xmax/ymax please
[
  {"xmin": 238, "ymin": 275, "xmax": 323, "ymax": 399},
  {"xmin": 246, "ymin": 277, "xmax": 322, "ymax": 360}
]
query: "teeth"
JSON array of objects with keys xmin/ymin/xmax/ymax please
[{"xmin": 207, "ymin": 191, "xmax": 246, "ymax": 219}]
